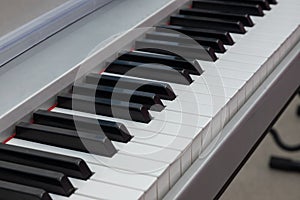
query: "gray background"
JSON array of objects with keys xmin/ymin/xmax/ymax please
[{"xmin": 0, "ymin": 0, "xmax": 68, "ymax": 37}]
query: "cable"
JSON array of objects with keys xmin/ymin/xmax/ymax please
[
  {"xmin": 269, "ymin": 156, "xmax": 300, "ymax": 172},
  {"xmin": 269, "ymin": 129, "xmax": 300, "ymax": 151}
]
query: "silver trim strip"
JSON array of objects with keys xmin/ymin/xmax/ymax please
[{"xmin": 0, "ymin": 0, "xmax": 113, "ymax": 66}]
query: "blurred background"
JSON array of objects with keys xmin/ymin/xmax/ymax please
[
  {"xmin": 221, "ymin": 95, "xmax": 300, "ymax": 200},
  {"xmin": 0, "ymin": 0, "xmax": 67, "ymax": 37}
]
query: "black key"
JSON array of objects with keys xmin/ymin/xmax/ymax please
[
  {"xmin": 157, "ymin": 25, "xmax": 234, "ymax": 45},
  {"xmin": 212, "ymin": 0, "xmax": 271, "ymax": 10},
  {"xmin": 119, "ymin": 50, "xmax": 203, "ymax": 75},
  {"xmin": 135, "ymin": 38, "xmax": 217, "ymax": 61},
  {"xmin": 146, "ymin": 31, "xmax": 226, "ymax": 53},
  {"xmin": 15, "ymin": 122, "xmax": 117, "ymax": 157},
  {"xmin": 33, "ymin": 110, "xmax": 133, "ymax": 143},
  {"xmin": 85, "ymin": 74, "xmax": 176, "ymax": 100},
  {"xmin": 0, "ymin": 180, "xmax": 52, "ymax": 200},
  {"xmin": 179, "ymin": 8, "xmax": 254, "ymax": 27},
  {"xmin": 106, "ymin": 59, "xmax": 193, "ymax": 84},
  {"xmin": 119, "ymin": 51, "xmax": 198, "ymax": 74},
  {"xmin": 0, "ymin": 143, "xmax": 92, "ymax": 180},
  {"xmin": 57, "ymin": 93, "xmax": 152, "ymax": 123},
  {"xmin": 192, "ymin": 0, "xmax": 264, "ymax": 16},
  {"xmin": 170, "ymin": 14, "xmax": 246, "ymax": 34},
  {"xmin": 0, "ymin": 160, "xmax": 75, "ymax": 196},
  {"xmin": 72, "ymin": 83, "xmax": 164, "ymax": 111},
  {"xmin": 266, "ymin": 0, "xmax": 277, "ymax": 4}
]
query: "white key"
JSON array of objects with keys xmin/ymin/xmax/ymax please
[
  {"xmin": 52, "ymin": 107, "xmax": 203, "ymax": 139},
  {"xmin": 7, "ymin": 138, "xmax": 170, "ymax": 199},
  {"xmin": 112, "ymin": 141, "xmax": 182, "ymax": 188},
  {"xmin": 50, "ymin": 194, "xmax": 99, "ymax": 200},
  {"xmin": 70, "ymin": 178, "xmax": 144, "ymax": 200}
]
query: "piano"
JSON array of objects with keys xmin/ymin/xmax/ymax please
[{"xmin": 0, "ymin": 0, "xmax": 299, "ymax": 199}]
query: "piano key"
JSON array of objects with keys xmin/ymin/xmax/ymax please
[
  {"xmin": 156, "ymin": 25, "xmax": 235, "ymax": 45},
  {"xmin": 51, "ymin": 107, "xmax": 208, "ymax": 162},
  {"xmin": 135, "ymin": 38, "xmax": 217, "ymax": 61},
  {"xmin": 7, "ymin": 139, "xmax": 159, "ymax": 200},
  {"xmin": 0, "ymin": 143, "xmax": 92, "ymax": 180},
  {"xmin": 228, "ymin": 38, "xmax": 281, "ymax": 58},
  {"xmin": 35, "ymin": 109, "xmax": 192, "ymax": 160},
  {"xmin": 170, "ymin": 14, "xmax": 246, "ymax": 34},
  {"xmin": 211, "ymin": 0, "xmax": 271, "ymax": 10},
  {"xmin": 98, "ymin": 72, "xmax": 237, "ymax": 119},
  {"xmin": 130, "ymin": 128, "xmax": 192, "ymax": 152},
  {"xmin": 30, "ymin": 122, "xmax": 183, "ymax": 189},
  {"xmin": 0, "ymin": 160, "xmax": 75, "ymax": 196},
  {"xmin": 146, "ymin": 31, "xmax": 226, "ymax": 53},
  {"xmin": 197, "ymin": 63, "xmax": 254, "ymax": 81},
  {"xmin": 105, "ymin": 59, "xmax": 193, "ymax": 84},
  {"xmin": 35, "ymin": 112, "xmax": 183, "ymax": 170},
  {"xmin": 111, "ymin": 141, "xmax": 181, "ymax": 164},
  {"xmin": 57, "ymin": 93, "xmax": 152, "ymax": 123},
  {"xmin": 118, "ymin": 50, "xmax": 203, "ymax": 75},
  {"xmin": 100, "ymin": 70, "xmax": 238, "ymax": 103},
  {"xmin": 179, "ymin": 8, "xmax": 254, "ymax": 27},
  {"xmin": 72, "ymin": 83, "xmax": 164, "ymax": 111},
  {"xmin": 8, "ymin": 138, "xmax": 172, "ymax": 199},
  {"xmin": 113, "ymin": 68, "xmax": 243, "ymax": 121},
  {"xmin": 267, "ymin": 0, "xmax": 277, "ymax": 4},
  {"xmin": 52, "ymin": 104, "xmax": 211, "ymax": 140},
  {"xmin": 33, "ymin": 110, "xmax": 132, "ymax": 143},
  {"xmin": 7, "ymin": 139, "xmax": 168, "ymax": 177},
  {"xmin": 192, "ymin": 0, "xmax": 264, "ymax": 16},
  {"xmin": 0, "ymin": 180, "xmax": 52, "ymax": 200},
  {"xmin": 87, "ymin": 163, "xmax": 157, "ymax": 197},
  {"xmin": 85, "ymin": 74, "xmax": 176, "ymax": 100},
  {"xmin": 50, "ymin": 194, "xmax": 95, "ymax": 200},
  {"xmin": 15, "ymin": 122, "xmax": 117, "ymax": 157},
  {"xmin": 109, "ymin": 141, "xmax": 182, "ymax": 192},
  {"xmin": 111, "ymin": 58, "xmax": 193, "ymax": 77},
  {"xmin": 70, "ymin": 178, "xmax": 144, "ymax": 200}
]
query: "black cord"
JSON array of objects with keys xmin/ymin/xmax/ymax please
[
  {"xmin": 269, "ymin": 156, "xmax": 300, "ymax": 172},
  {"xmin": 269, "ymin": 129, "xmax": 300, "ymax": 151}
]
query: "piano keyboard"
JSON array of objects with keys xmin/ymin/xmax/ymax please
[{"xmin": 2, "ymin": 0, "xmax": 300, "ymax": 199}]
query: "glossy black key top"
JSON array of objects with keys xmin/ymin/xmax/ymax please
[
  {"xmin": 15, "ymin": 122, "xmax": 117, "ymax": 156},
  {"xmin": 0, "ymin": 160, "xmax": 75, "ymax": 196},
  {"xmin": 213, "ymin": 0, "xmax": 271, "ymax": 10},
  {"xmin": 0, "ymin": 180, "xmax": 52, "ymax": 200},
  {"xmin": 85, "ymin": 74, "xmax": 176, "ymax": 100},
  {"xmin": 72, "ymin": 83, "xmax": 164, "ymax": 111},
  {"xmin": 118, "ymin": 53, "xmax": 197, "ymax": 74},
  {"xmin": 119, "ymin": 50, "xmax": 203, "ymax": 75},
  {"xmin": 146, "ymin": 31, "xmax": 226, "ymax": 53},
  {"xmin": 33, "ymin": 110, "xmax": 133, "ymax": 143},
  {"xmin": 157, "ymin": 25, "xmax": 234, "ymax": 45},
  {"xmin": 57, "ymin": 93, "xmax": 152, "ymax": 123},
  {"xmin": 179, "ymin": 8, "xmax": 254, "ymax": 27},
  {"xmin": 0, "ymin": 143, "xmax": 92, "ymax": 180},
  {"xmin": 266, "ymin": 0, "xmax": 277, "ymax": 4},
  {"xmin": 106, "ymin": 59, "xmax": 193, "ymax": 84},
  {"xmin": 170, "ymin": 14, "xmax": 246, "ymax": 34},
  {"xmin": 192, "ymin": 0, "xmax": 264, "ymax": 16},
  {"xmin": 135, "ymin": 38, "xmax": 217, "ymax": 61}
]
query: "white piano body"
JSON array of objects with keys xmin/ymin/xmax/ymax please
[{"xmin": 0, "ymin": 0, "xmax": 299, "ymax": 199}]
